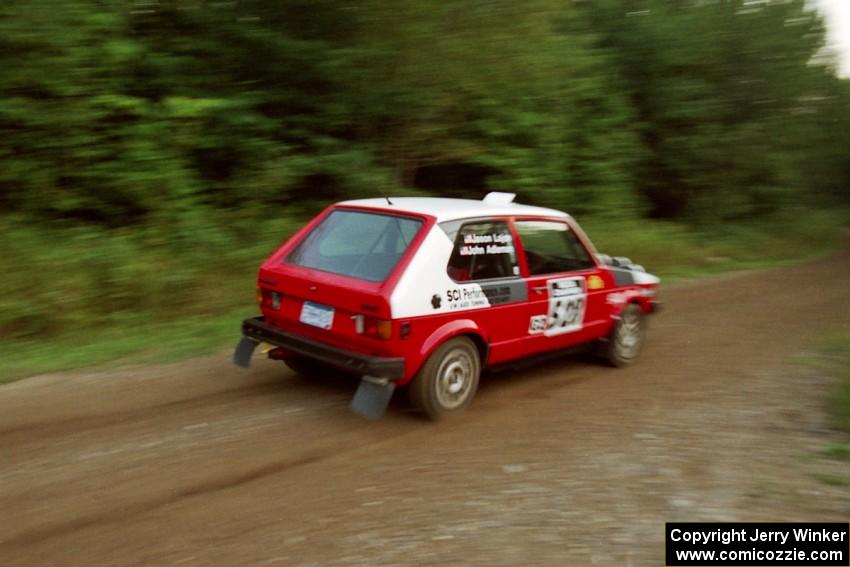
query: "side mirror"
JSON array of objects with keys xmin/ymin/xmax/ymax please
[
  {"xmin": 595, "ymin": 253, "xmax": 613, "ymax": 266},
  {"xmin": 596, "ymin": 254, "xmax": 646, "ymax": 272}
]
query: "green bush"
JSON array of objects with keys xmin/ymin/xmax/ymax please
[
  {"xmin": 0, "ymin": 213, "xmax": 302, "ymax": 340},
  {"xmin": 816, "ymin": 333, "xmax": 850, "ymax": 432}
]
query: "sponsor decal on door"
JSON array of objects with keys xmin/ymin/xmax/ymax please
[{"xmin": 528, "ymin": 314, "xmax": 547, "ymax": 334}]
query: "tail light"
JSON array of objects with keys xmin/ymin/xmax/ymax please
[
  {"xmin": 257, "ymin": 288, "xmax": 281, "ymax": 310},
  {"xmin": 353, "ymin": 315, "xmax": 392, "ymax": 340}
]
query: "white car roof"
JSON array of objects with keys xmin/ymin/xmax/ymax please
[{"xmin": 338, "ymin": 196, "xmax": 570, "ymax": 223}]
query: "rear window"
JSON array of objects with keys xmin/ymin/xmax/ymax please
[{"xmin": 286, "ymin": 209, "xmax": 423, "ymax": 282}]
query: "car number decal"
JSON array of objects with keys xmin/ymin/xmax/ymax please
[{"xmin": 544, "ymin": 276, "xmax": 586, "ymax": 336}]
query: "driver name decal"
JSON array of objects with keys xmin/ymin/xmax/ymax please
[{"xmin": 458, "ymin": 232, "xmax": 515, "ymax": 256}]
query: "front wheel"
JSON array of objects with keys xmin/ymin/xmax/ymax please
[
  {"xmin": 409, "ymin": 337, "xmax": 480, "ymax": 420},
  {"xmin": 604, "ymin": 303, "xmax": 646, "ymax": 367}
]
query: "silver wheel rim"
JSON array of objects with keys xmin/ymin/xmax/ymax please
[
  {"xmin": 434, "ymin": 348, "xmax": 475, "ymax": 410},
  {"xmin": 615, "ymin": 309, "xmax": 643, "ymax": 360}
]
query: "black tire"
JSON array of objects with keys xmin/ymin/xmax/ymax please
[
  {"xmin": 604, "ymin": 303, "xmax": 646, "ymax": 367},
  {"xmin": 409, "ymin": 337, "xmax": 481, "ymax": 420}
]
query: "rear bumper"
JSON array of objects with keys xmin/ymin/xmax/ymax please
[{"xmin": 240, "ymin": 317, "xmax": 405, "ymax": 380}]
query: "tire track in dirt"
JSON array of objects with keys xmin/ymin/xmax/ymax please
[
  {"xmin": 3, "ymin": 450, "xmax": 329, "ymax": 547},
  {"xmin": 0, "ymin": 381, "xmax": 288, "ymax": 441}
]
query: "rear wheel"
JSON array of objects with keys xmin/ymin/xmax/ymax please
[
  {"xmin": 605, "ymin": 303, "xmax": 645, "ymax": 367},
  {"xmin": 410, "ymin": 337, "xmax": 480, "ymax": 420}
]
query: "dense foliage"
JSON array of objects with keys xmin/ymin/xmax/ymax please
[
  {"xmin": 3, "ymin": 0, "xmax": 845, "ymax": 223},
  {"xmin": 0, "ymin": 0, "xmax": 848, "ymax": 347}
]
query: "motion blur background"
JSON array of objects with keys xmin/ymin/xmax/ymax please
[{"xmin": 1, "ymin": 0, "xmax": 848, "ymax": 379}]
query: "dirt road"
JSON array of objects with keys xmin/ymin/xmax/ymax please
[{"xmin": 2, "ymin": 246, "xmax": 850, "ymax": 566}]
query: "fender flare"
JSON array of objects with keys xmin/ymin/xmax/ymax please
[
  {"xmin": 607, "ymin": 289, "xmax": 654, "ymax": 321},
  {"xmin": 402, "ymin": 319, "xmax": 489, "ymax": 385}
]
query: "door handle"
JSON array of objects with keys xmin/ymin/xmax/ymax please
[{"xmin": 532, "ymin": 285, "xmax": 547, "ymax": 294}]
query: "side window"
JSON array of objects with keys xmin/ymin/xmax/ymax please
[
  {"xmin": 515, "ymin": 220, "xmax": 594, "ymax": 275},
  {"xmin": 446, "ymin": 220, "xmax": 519, "ymax": 282}
]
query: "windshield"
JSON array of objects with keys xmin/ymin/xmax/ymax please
[{"xmin": 286, "ymin": 209, "xmax": 423, "ymax": 282}]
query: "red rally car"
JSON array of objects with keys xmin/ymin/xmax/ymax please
[{"xmin": 234, "ymin": 193, "xmax": 660, "ymax": 419}]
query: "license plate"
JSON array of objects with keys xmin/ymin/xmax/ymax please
[{"xmin": 299, "ymin": 301, "xmax": 334, "ymax": 330}]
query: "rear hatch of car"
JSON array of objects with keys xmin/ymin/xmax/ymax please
[{"xmin": 257, "ymin": 208, "xmax": 426, "ymax": 356}]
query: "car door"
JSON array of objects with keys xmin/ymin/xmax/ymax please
[
  {"xmin": 439, "ymin": 217, "xmax": 532, "ymax": 363},
  {"xmin": 513, "ymin": 218, "xmax": 612, "ymax": 355}
]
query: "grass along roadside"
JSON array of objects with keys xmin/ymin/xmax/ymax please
[
  {"xmin": 796, "ymin": 330, "xmax": 850, "ymax": 488},
  {"xmin": 817, "ymin": 332, "xmax": 850, "ymax": 433},
  {"xmin": 0, "ymin": 308, "xmax": 248, "ymax": 383},
  {"xmin": 1, "ymin": 207, "xmax": 846, "ymax": 383},
  {"xmin": 581, "ymin": 207, "xmax": 846, "ymax": 280}
]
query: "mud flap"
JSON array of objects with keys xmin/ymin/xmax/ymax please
[
  {"xmin": 233, "ymin": 337, "xmax": 259, "ymax": 368},
  {"xmin": 350, "ymin": 376, "xmax": 396, "ymax": 420}
]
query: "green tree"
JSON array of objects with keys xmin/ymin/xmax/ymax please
[{"xmin": 581, "ymin": 0, "xmax": 837, "ymax": 219}]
